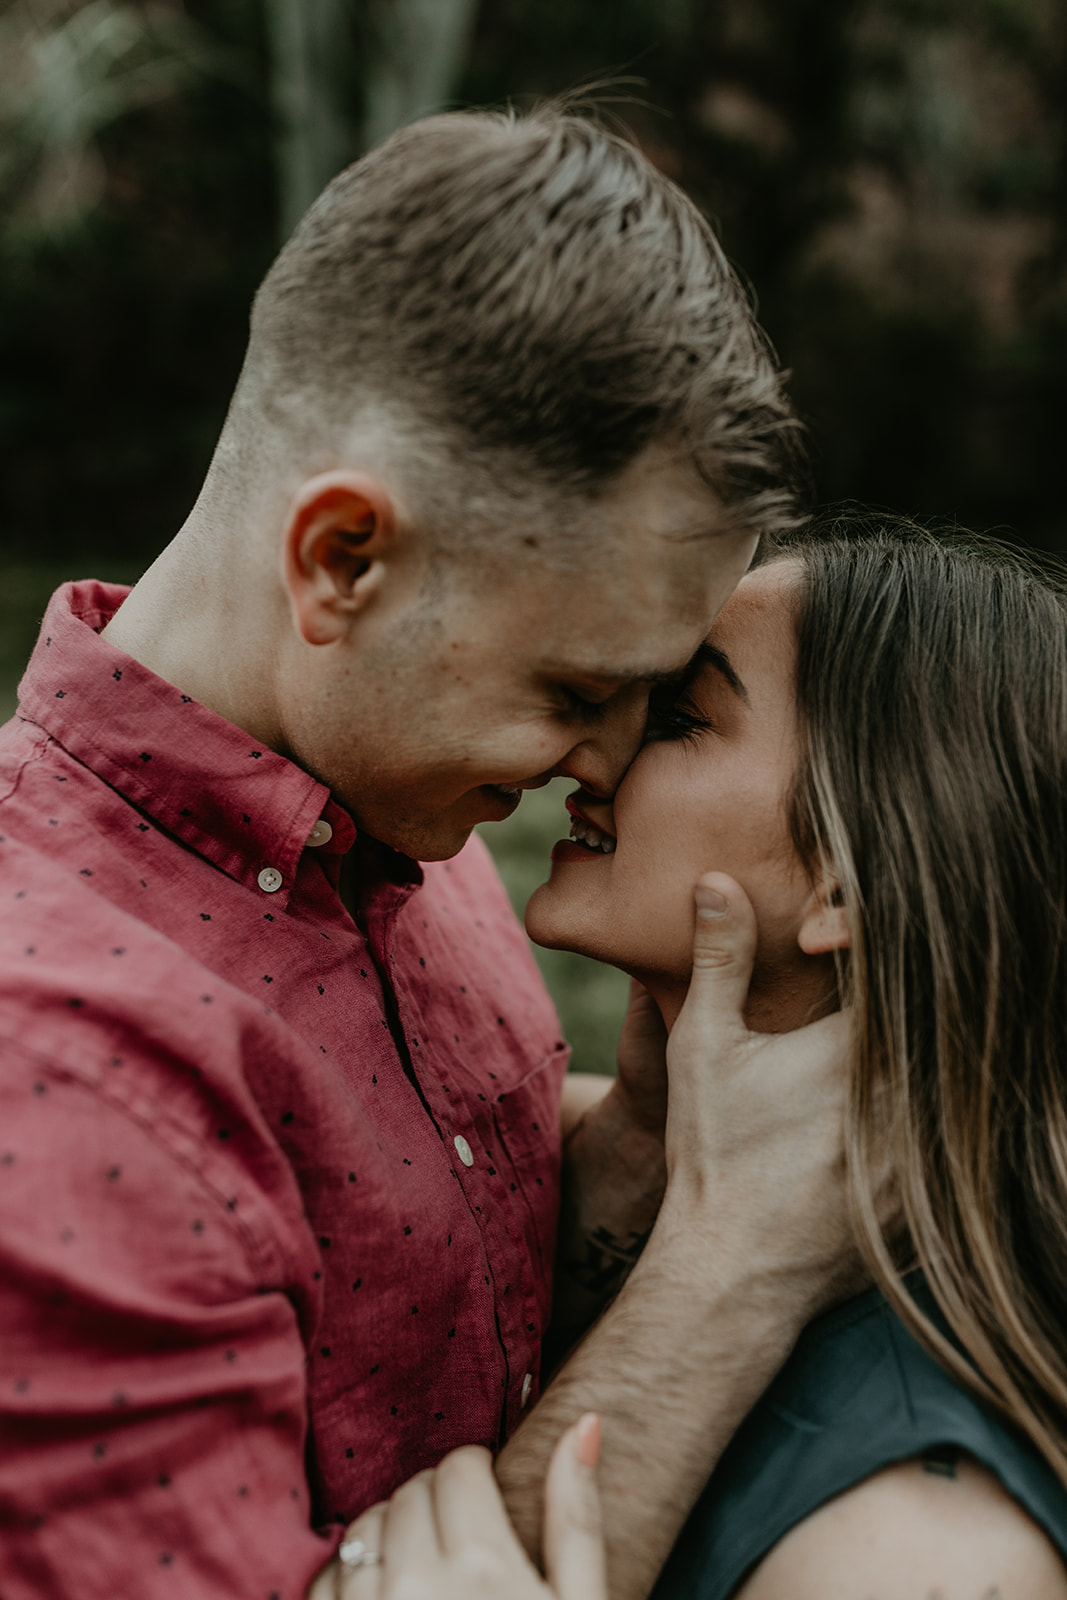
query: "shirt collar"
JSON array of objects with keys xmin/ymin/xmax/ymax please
[{"xmin": 16, "ymin": 581, "xmax": 360, "ymax": 906}]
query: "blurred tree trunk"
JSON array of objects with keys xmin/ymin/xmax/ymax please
[
  {"xmin": 362, "ymin": 0, "xmax": 479, "ymax": 151},
  {"xmin": 264, "ymin": 0, "xmax": 353, "ymax": 237},
  {"xmin": 264, "ymin": 0, "xmax": 479, "ymax": 241}
]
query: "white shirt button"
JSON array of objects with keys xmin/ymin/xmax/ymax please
[
  {"xmin": 306, "ymin": 818, "xmax": 333, "ymax": 848},
  {"xmin": 520, "ymin": 1372, "xmax": 533, "ymax": 1408},
  {"xmin": 453, "ymin": 1134, "xmax": 474, "ymax": 1168},
  {"xmin": 257, "ymin": 866, "xmax": 283, "ymax": 893}
]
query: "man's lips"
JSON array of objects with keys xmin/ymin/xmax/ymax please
[{"xmin": 479, "ymin": 783, "xmax": 523, "ymax": 820}]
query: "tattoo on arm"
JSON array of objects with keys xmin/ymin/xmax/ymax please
[
  {"xmin": 565, "ymin": 1223, "xmax": 652, "ymax": 1297},
  {"xmin": 920, "ymin": 1444, "xmax": 960, "ymax": 1479}
]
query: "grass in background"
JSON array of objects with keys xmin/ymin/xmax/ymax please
[{"xmin": 1, "ymin": 564, "xmax": 628, "ymax": 1074}]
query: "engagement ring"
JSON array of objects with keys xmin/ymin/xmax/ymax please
[{"xmin": 339, "ymin": 1538, "xmax": 383, "ymax": 1570}]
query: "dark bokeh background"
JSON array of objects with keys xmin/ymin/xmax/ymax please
[
  {"xmin": 2, "ymin": 0, "xmax": 1064, "ymax": 1068},
  {"xmin": 2, "ymin": 0, "xmax": 1065, "ymax": 571}
]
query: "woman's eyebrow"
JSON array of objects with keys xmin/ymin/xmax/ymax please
[{"xmin": 694, "ymin": 640, "xmax": 749, "ymax": 702}]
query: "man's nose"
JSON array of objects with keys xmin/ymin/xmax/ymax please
[{"xmin": 555, "ymin": 688, "xmax": 649, "ymax": 799}]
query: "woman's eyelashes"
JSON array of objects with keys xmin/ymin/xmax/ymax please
[{"xmin": 644, "ymin": 688, "xmax": 715, "ymax": 744}]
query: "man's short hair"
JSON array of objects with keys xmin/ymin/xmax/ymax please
[{"xmin": 234, "ymin": 105, "xmax": 806, "ymax": 550}]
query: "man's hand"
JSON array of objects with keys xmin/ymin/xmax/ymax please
[
  {"xmin": 659, "ymin": 871, "xmax": 858, "ymax": 1303},
  {"xmin": 613, "ymin": 978, "xmax": 670, "ymax": 1136},
  {"xmin": 499, "ymin": 873, "xmax": 856, "ymax": 1600},
  {"xmin": 307, "ymin": 1416, "xmax": 606, "ymax": 1600}
]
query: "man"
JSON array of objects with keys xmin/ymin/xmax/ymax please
[{"xmin": 0, "ymin": 108, "xmax": 849, "ymax": 1599}]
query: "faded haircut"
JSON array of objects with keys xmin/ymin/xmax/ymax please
[{"xmin": 226, "ymin": 105, "xmax": 807, "ymax": 555}]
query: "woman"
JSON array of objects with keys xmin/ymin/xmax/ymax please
[{"xmin": 527, "ymin": 516, "xmax": 1067, "ymax": 1597}]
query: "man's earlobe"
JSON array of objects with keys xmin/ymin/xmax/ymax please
[
  {"xmin": 283, "ymin": 473, "xmax": 397, "ymax": 647},
  {"xmin": 797, "ymin": 880, "xmax": 851, "ymax": 955}
]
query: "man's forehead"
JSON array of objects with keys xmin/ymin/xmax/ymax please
[{"xmin": 530, "ymin": 582, "xmax": 718, "ymax": 686}]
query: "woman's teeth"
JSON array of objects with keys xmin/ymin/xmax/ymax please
[{"xmin": 569, "ymin": 818, "xmax": 616, "ymax": 854}]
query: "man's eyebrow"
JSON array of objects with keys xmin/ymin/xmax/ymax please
[{"xmin": 691, "ymin": 641, "xmax": 749, "ymax": 703}]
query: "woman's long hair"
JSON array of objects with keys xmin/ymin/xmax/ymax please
[{"xmin": 780, "ymin": 515, "xmax": 1067, "ymax": 1483}]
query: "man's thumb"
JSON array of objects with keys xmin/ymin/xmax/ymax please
[{"xmin": 678, "ymin": 873, "xmax": 758, "ymax": 1041}]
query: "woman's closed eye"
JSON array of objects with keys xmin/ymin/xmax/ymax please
[{"xmin": 644, "ymin": 686, "xmax": 715, "ymax": 744}]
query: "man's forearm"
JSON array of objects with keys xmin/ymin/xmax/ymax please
[{"xmin": 499, "ymin": 1197, "xmax": 815, "ymax": 1600}]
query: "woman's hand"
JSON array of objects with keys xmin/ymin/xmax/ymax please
[{"xmin": 308, "ymin": 1414, "xmax": 605, "ymax": 1600}]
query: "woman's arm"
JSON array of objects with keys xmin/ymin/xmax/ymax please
[{"xmin": 735, "ymin": 1452, "xmax": 1067, "ymax": 1600}]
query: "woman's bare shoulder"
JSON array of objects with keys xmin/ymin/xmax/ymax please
[{"xmin": 732, "ymin": 1449, "xmax": 1067, "ymax": 1600}]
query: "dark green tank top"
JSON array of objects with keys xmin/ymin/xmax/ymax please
[{"xmin": 651, "ymin": 1280, "xmax": 1067, "ymax": 1600}]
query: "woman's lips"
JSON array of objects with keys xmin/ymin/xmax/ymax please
[
  {"xmin": 551, "ymin": 837, "xmax": 611, "ymax": 863},
  {"xmin": 561, "ymin": 790, "xmax": 617, "ymax": 856}
]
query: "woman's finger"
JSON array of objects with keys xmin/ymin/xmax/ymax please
[
  {"xmin": 542, "ymin": 1414, "xmax": 608, "ymax": 1600},
  {"xmin": 431, "ymin": 1445, "xmax": 518, "ymax": 1556},
  {"xmin": 334, "ymin": 1501, "xmax": 386, "ymax": 1600},
  {"xmin": 377, "ymin": 1466, "xmax": 442, "ymax": 1578}
]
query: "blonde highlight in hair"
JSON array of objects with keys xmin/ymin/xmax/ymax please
[{"xmin": 781, "ymin": 515, "xmax": 1067, "ymax": 1483}]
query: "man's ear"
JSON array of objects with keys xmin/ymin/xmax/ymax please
[
  {"xmin": 797, "ymin": 877, "xmax": 851, "ymax": 955},
  {"xmin": 282, "ymin": 471, "xmax": 398, "ymax": 646}
]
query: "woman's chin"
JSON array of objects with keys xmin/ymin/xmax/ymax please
[{"xmin": 523, "ymin": 880, "xmax": 591, "ymax": 953}]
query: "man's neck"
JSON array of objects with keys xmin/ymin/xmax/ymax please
[{"xmin": 100, "ymin": 526, "xmax": 283, "ymax": 749}]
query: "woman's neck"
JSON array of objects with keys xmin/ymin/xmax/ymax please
[{"xmin": 638, "ymin": 957, "xmax": 839, "ymax": 1038}]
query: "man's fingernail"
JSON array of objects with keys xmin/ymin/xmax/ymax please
[
  {"xmin": 695, "ymin": 884, "xmax": 728, "ymax": 919},
  {"xmin": 573, "ymin": 1412, "xmax": 601, "ymax": 1469}
]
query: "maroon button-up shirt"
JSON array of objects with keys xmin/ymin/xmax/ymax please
[{"xmin": 0, "ymin": 582, "xmax": 568, "ymax": 1600}]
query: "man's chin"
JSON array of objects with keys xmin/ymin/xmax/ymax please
[
  {"xmin": 359, "ymin": 817, "xmax": 476, "ymax": 864},
  {"xmin": 410, "ymin": 828, "xmax": 476, "ymax": 864}
]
